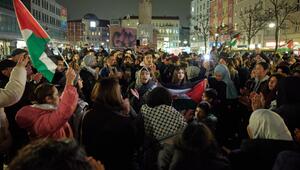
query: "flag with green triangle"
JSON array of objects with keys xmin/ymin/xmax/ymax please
[{"xmin": 13, "ymin": 0, "xmax": 57, "ymax": 82}]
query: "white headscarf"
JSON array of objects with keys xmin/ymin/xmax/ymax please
[
  {"xmin": 135, "ymin": 67, "xmax": 152, "ymax": 88},
  {"xmin": 248, "ymin": 109, "xmax": 292, "ymax": 141}
]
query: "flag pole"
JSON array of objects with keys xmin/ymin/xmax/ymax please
[{"xmin": 53, "ymin": 45, "xmax": 69, "ymax": 69}]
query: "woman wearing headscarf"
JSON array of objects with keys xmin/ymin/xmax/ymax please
[
  {"xmin": 212, "ymin": 64, "xmax": 240, "ymax": 147},
  {"xmin": 214, "ymin": 64, "xmax": 238, "ymax": 100},
  {"xmin": 229, "ymin": 109, "xmax": 295, "ymax": 170},
  {"xmin": 130, "ymin": 67, "xmax": 157, "ymax": 113},
  {"xmin": 79, "ymin": 55, "xmax": 98, "ymax": 104}
]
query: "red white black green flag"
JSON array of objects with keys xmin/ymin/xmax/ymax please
[{"xmin": 13, "ymin": 0, "xmax": 57, "ymax": 82}]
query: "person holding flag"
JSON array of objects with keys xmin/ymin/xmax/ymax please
[{"xmin": 13, "ymin": 0, "xmax": 67, "ymax": 83}]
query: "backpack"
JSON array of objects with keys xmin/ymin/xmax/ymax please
[{"xmin": 68, "ymin": 99, "xmax": 89, "ymax": 142}]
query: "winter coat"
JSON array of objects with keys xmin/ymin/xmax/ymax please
[
  {"xmin": 158, "ymin": 144, "xmax": 231, "ymax": 170},
  {"xmin": 130, "ymin": 80, "xmax": 156, "ymax": 113},
  {"xmin": 229, "ymin": 139, "xmax": 296, "ymax": 170},
  {"xmin": 81, "ymin": 103, "xmax": 144, "ymax": 170},
  {"xmin": 0, "ymin": 65, "xmax": 26, "ymax": 128},
  {"xmin": 248, "ymin": 75, "xmax": 269, "ymax": 96},
  {"xmin": 0, "ymin": 65, "xmax": 26, "ymax": 148},
  {"xmin": 15, "ymin": 85, "xmax": 78, "ymax": 140},
  {"xmin": 273, "ymin": 150, "xmax": 300, "ymax": 170},
  {"xmin": 275, "ymin": 103, "xmax": 300, "ymax": 136},
  {"xmin": 275, "ymin": 77, "xmax": 300, "ymax": 136}
]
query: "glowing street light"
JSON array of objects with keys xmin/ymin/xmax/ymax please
[{"xmin": 269, "ymin": 23, "xmax": 276, "ymax": 28}]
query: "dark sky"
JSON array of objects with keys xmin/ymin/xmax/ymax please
[{"xmin": 59, "ymin": 0, "xmax": 191, "ymax": 26}]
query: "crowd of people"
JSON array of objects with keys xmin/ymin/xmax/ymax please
[{"xmin": 0, "ymin": 45, "xmax": 300, "ymax": 170}]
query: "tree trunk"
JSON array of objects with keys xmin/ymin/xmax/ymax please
[
  {"xmin": 248, "ymin": 14, "xmax": 252, "ymax": 51},
  {"xmin": 275, "ymin": 24, "xmax": 280, "ymax": 52},
  {"xmin": 204, "ymin": 35, "xmax": 207, "ymax": 54},
  {"xmin": 247, "ymin": 37, "xmax": 251, "ymax": 51}
]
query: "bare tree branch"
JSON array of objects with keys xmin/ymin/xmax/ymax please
[
  {"xmin": 191, "ymin": 14, "xmax": 211, "ymax": 53},
  {"xmin": 269, "ymin": 0, "xmax": 298, "ymax": 51},
  {"xmin": 239, "ymin": 1, "xmax": 272, "ymax": 50}
]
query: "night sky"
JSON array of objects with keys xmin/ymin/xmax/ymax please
[{"xmin": 59, "ymin": 0, "xmax": 192, "ymax": 26}]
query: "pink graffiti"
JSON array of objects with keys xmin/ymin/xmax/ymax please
[{"xmin": 112, "ymin": 28, "xmax": 136, "ymax": 48}]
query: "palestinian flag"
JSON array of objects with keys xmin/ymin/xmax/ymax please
[
  {"xmin": 13, "ymin": 0, "xmax": 57, "ymax": 82},
  {"xmin": 163, "ymin": 80, "xmax": 207, "ymax": 104}
]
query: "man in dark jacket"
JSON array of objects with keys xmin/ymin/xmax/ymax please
[{"xmin": 275, "ymin": 77, "xmax": 300, "ymax": 136}]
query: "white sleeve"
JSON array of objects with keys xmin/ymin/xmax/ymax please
[{"xmin": 0, "ymin": 65, "xmax": 27, "ymax": 107}]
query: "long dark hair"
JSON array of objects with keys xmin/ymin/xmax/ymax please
[
  {"xmin": 34, "ymin": 83, "xmax": 56, "ymax": 104},
  {"xmin": 91, "ymin": 77, "xmax": 123, "ymax": 111},
  {"xmin": 264, "ymin": 73, "xmax": 285, "ymax": 108},
  {"xmin": 171, "ymin": 66, "xmax": 187, "ymax": 86}
]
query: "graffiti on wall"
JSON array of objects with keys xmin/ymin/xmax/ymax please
[{"xmin": 110, "ymin": 27, "xmax": 137, "ymax": 49}]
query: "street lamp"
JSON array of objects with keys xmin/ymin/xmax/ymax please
[
  {"xmin": 269, "ymin": 23, "xmax": 276, "ymax": 28},
  {"xmin": 268, "ymin": 22, "xmax": 280, "ymax": 49}
]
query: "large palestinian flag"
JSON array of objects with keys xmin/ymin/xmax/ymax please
[
  {"xmin": 163, "ymin": 80, "xmax": 207, "ymax": 104},
  {"xmin": 161, "ymin": 80, "xmax": 206, "ymax": 111},
  {"xmin": 13, "ymin": 0, "xmax": 57, "ymax": 82}
]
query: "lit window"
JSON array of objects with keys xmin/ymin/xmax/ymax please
[{"xmin": 90, "ymin": 21, "xmax": 96, "ymax": 28}]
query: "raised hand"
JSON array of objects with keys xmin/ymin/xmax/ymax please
[
  {"xmin": 130, "ymin": 88, "xmax": 139, "ymax": 100},
  {"xmin": 17, "ymin": 54, "xmax": 30, "ymax": 67},
  {"xmin": 251, "ymin": 93, "xmax": 265, "ymax": 111},
  {"xmin": 65, "ymin": 67, "xmax": 76, "ymax": 86},
  {"xmin": 86, "ymin": 157, "xmax": 105, "ymax": 170}
]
